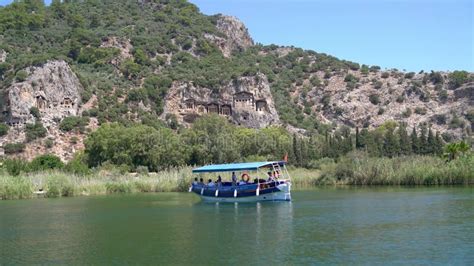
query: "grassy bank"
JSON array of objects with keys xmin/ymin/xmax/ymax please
[
  {"xmin": 1, "ymin": 154, "xmax": 472, "ymax": 200},
  {"xmin": 316, "ymin": 153, "xmax": 473, "ymax": 186},
  {"xmin": 0, "ymin": 167, "xmax": 194, "ymax": 200}
]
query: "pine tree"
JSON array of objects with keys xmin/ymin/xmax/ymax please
[
  {"xmin": 434, "ymin": 131, "xmax": 443, "ymax": 155},
  {"xmin": 398, "ymin": 123, "xmax": 412, "ymax": 155},
  {"xmin": 292, "ymin": 134, "xmax": 301, "ymax": 166},
  {"xmin": 419, "ymin": 125, "xmax": 428, "ymax": 154},
  {"xmin": 411, "ymin": 126, "xmax": 420, "ymax": 154},
  {"xmin": 355, "ymin": 127, "xmax": 362, "ymax": 149},
  {"xmin": 384, "ymin": 128, "xmax": 399, "ymax": 157},
  {"xmin": 426, "ymin": 127, "xmax": 436, "ymax": 154}
]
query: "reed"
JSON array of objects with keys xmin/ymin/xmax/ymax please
[
  {"xmin": 0, "ymin": 167, "xmax": 195, "ymax": 200},
  {"xmin": 318, "ymin": 152, "xmax": 473, "ymax": 185},
  {"xmin": 1, "ymin": 154, "xmax": 472, "ymax": 200}
]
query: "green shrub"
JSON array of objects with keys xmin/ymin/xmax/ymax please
[
  {"xmin": 4, "ymin": 159, "xmax": 28, "ymax": 176},
  {"xmin": 402, "ymin": 108, "xmax": 412, "ymax": 118},
  {"xmin": 3, "ymin": 143, "xmax": 25, "ymax": 154},
  {"xmin": 449, "ymin": 116, "xmax": 465, "ymax": 129},
  {"xmin": 448, "ymin": 71, "xmax": 470, "ymax": 89},
  {"xmin": 59, "ymin": 116, "xmax": 89, "ymax": 132},
  {"xmin": 44, "ymin": 138, "xmax": 54, "ymax": 148},
  {"xmin": 29, "ymin": 154, "xmax": 64, "ymax": 172},
  {"xmin": 396, "ymin": 95, "xmax": 404, "ymax": 103},
  {"xmin": 30, "ymin": 107, "xmax": 40, "ymax": 119},
  {"xmin": 25, "ymin": 122, "xmax": 47, "ymax": 141},
  {"xmin": 414, "ymin": 107, "xmax": 427, "ymax": 115},
  {"xmin": 369, "ymin": 94, "xmax": 380, "ymax": 105},
  {"xmin": 404, "ymin": 72, "xmax": 415, "ymax": 79},
  {"xmin": 0, "ymin": 123, "xmax": 9, "ymax": 136},
  {"xmin": 16, "ymin": 70, "xmax": 28, "ymax": 82},
  {"xmin": 65, "ymin": 152, "xmax": 90, "ymax": 175},
  {"xmin": 433, "ymin": 114, "xmax": 447, "ymax": 125}
]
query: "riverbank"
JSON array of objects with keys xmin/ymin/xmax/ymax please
[{"xmin": 1, "ymin": 154, "xmax": 472, "ymax": 200}]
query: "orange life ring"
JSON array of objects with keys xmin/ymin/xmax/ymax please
[{"xmin": 241, "ymin": 173, "xmax": 250, "ymax": 182}]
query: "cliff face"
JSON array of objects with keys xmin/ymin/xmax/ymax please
[
  {"xmin": 0, "ymin": 0, "xmax": 471, "ymax": 162},
  {"xmin": 0, "ymin": 60, "xmax": 87, "ymax": 161},
  {"xmin": 205, "ymin": 15, "xmax": 254, "ymax": 57},
  {"xmin": 163, "ymin": 73, "xmax": 279, "ymax": 128},
  {"xmin": 5, "ymin": 60, "xmax": 82, "ymax": 128}
]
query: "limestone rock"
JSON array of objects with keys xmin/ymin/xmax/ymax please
[
  {"xmin": 0, "ymin": 49, "xmax": 6, "ymax": 63},
  {"xmin": 205, "ymin": 15, "xmax": 254, "ymax": 57},
  {"xmin": 163, "ymin": 73, "xmax": 279, "ymax": 128},
  {"xmin": 5, "ymin": 60, "xmax": 83, "ymax": 128}
]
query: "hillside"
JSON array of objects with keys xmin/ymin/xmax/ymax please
[{"xmin": 0, "ymin": 0, "xmax": 472, "ymax": 161}]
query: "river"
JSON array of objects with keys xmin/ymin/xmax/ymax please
[{"xmin": 1, "ymin": 187, "xmax": 473, "ymax": 265}]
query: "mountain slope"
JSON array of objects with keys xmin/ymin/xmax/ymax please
[{"xmin": 0, "ymin": 0, "xmax": 472, "ymax": 160}]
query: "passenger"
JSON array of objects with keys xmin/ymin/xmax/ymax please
[
  {"xmin": 267, "ymin": 171, "xmax": 274, "ymax": 182},
  {"xmin": 199, "ymin": 178, "xmax": 204, "ymax": 185},
  {"xmin": 217, "ymin": 175, "xmax": 222, "ymax": 187},
  {"xmin": 231, "ymin": 172, "xmax": 237, "ymax": 185},
  {"xmin": 275, "ymin": 170, "xmax": 281, "ymax": 179},
  {"xmin": 207, "ymin": 179, "xmax": 215, "ymax": 187},
  {"xmin": 193, "ymin": 177, "xmax": 198, "ymax": 185}
]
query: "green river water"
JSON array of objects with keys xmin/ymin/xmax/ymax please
[{"xmin": 1, "ymin": 187, "xmax": 473, "ymax": 265}]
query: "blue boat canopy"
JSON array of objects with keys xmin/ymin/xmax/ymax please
[{"xmin": 192, "ymin": 161, "xmax": 286, "ymax": 173}]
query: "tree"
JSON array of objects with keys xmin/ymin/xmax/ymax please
[
  {"xmin": 25, "ymin": 122, "xmax": 47, "ymax": 142},
  {"xmin": 434, "ymin": 131, "xmax": 443, "ymax": 155},
  {"xmin": 355, "ymin": 127, "xmax": 362, "ymax": 149},
  {"xmin": 0, "ymin": 123, "xmax": 9, "ymax": 136},
  {"xmin": 448, "ymin": 71, "xmax": 469, "ymax": 89},
  {"xmin": 29, "ymin": 154, "xmax": 64, "ymax": 171},
  {"xmin": 410, "ymin": 126, "xmax": 420, "ymax": 154},
  {"xmin": 419, "ymin": 125, "xmax": 428, "ymax": 154},
  {"xmin": 384, "ymin": 127, "xmax": 399, "ymax": 157},
  {"xmin": 426, "ymin": 128, "xmax": 436, "ymax": 154},
  {"xmin": 369, "ymin": 93, "xmax": 380, "ymax": 105},
  {"xmin": 30, "ymin": 106, "xmax": 40, "ymax": 119},
  {"xmin": 398, "ymin": 124, "xmax": 411, "ymax": 155}
]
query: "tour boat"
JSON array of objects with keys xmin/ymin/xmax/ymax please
[{"xmin": 189, "ymin": 161, "xmax": 291, "ymax": 202}]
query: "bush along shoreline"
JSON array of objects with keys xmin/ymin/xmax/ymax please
[{"xmin": 1, "ymin": 152, "xmax": 472, "ymax": 200}]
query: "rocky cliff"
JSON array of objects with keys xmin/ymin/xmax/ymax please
[
  {"xmin": 0, "ymin": 0, "xmax": 472, "ymax": 162},
  {"xmin": 163, "ymin": 73, "xmax": 279, "ymax": 128},
  {"xmin": 205, "ymin": 15, "xmax": 254, "ymax": 57},
  {"xmin": 5, "ymin": 60, "xmax": 82, "ymax": 127},
  {"xmin": 0, "ymin": 60, "xmax": 88, "ymax": 160}
]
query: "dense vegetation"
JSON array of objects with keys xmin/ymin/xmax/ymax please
[
  {"xmin": 4, "ymin": 0, "xmax": 470, "ymax": 130},
  {"xmin": 0, "ymin": 1, "xmax": 472, "ymax": 200}
]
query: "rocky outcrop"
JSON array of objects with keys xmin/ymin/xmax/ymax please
[
  {"xmin": 0, "ymin": 49, "xmax": 6, "ymax": 63},
  {"xmin": 163, "ymin": 73, "xmax": 279, "ymax": 128},
  {"xmin": 205, "ymin": 15, "xmax": 254, "ymax": 57},
  {"xmin": 5, "ymin": 60, "xmax": 83, "ymax": 128},
  {"xmin": 296, "ymin": 69, "xmax": 472, "ymax": 138},
  {"xmin": 100, "ymin": 36, "xmax": 133, "ymax": 66}
]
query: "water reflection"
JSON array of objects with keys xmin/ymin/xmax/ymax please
[{"xmin": 188, "ymin": 200, "xmax": 294, "ymax": 264}]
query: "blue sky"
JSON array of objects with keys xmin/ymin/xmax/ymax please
[{"xmin": 1, "ymin": 0, "xmax": 472, "ymax": 71}]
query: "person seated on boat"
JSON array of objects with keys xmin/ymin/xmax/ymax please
[
  {"xmin": 239, "ymin": 173, "xmax": 250, "ymax": 185},
  {"xmin": 199, "ymin": 178, "xmax": 204, "ymax": 185},
  {"xmin": 193, "ymin": 178, "xmax": 198, "ymax": 185},
  {"xmin": 216, "ymin": 175, "xmax": 223, "ymax": 187},
  {"xmin": 231, "ymin": 172, "xmax": 237, "ymax": 185},
  {"xmin": 274, "ymin": 170, "xmax": 281, "ymax": 179},
  {"xmin": 267, "ymin": 171, "xmax": 275, "ymax": 182},
  {"xmin": 207, "ymin": 179, "xmax": 216, "ymax": 187}
]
